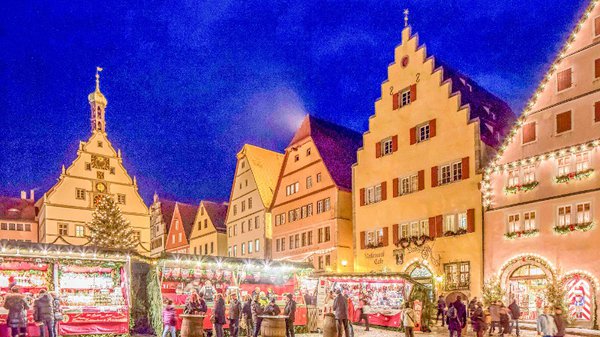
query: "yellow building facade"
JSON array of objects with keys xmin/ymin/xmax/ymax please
[
  {"xmin": 189, "ymin": 200, "xmax": 229, "ymax": 257},
  {"xmin": 36, "ymin": 72, "xmax": 151, "ymax": 254},
  {"xmin": 353, "ymin": 26, "xmax": 514, "ymax": 299}
]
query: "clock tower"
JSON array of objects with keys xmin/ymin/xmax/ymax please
[{"xmin": 89, "ymin": 67, "xmax": 107, "ymax": 133}]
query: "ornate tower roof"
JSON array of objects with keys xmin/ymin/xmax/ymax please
[{"xmin": 89, "ymin": 67, "xmax": 107, "ymax": 133}]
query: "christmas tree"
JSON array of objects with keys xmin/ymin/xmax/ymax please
[
  {"xmin": 87, "ymin": 195, "xmax": 137, "ymax": 250},
  {"xmin": 545, "ymin": 270, "xmax": 570, "ymax": 323},
  {"xmin": 482, "ymin": 275, "xmax": 505, "ymax": 306}
]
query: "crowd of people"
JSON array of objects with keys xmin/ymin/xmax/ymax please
[{"xmin": 2, "ymin": 286, "xmax": 63, "ymax": 337}]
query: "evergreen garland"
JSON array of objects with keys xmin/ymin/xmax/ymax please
[
  {"xmin": 482, "ymin": 276, "xmax": 505, "ymax": 306},
  {"xmin": 409, "ymin": 283, "xmax": 434, "ymax": 330},
  {"xmin": 87, "ymin": 195, "xmax": 137, "ymax": 250},
  {"xmin": 147, "ymin": 266, "xmax": 163, "ymax": 337}
]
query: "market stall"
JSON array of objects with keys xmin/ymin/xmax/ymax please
[{"xmin": 0, "ymin": 240, "xmax": 131, "ymax": 337}]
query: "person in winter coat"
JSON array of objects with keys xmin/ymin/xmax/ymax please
[
  {"xmin": 162, "ymin": 300, "xmax": 177, "ymax": 337},
  {"xmin": 185, "ymin": 292, "xmax": 205, "ymax": 315},
  {"xmin": 264, "ymin": 298, "xmax": 281, "ymax": 316},
  {"xmin": 4, "ymin": 286, "xmax": 30, "ymax": 337},
  {"xmin": 447, "ymin": 296, "xmax": 467, "ymax": 337},
  {"xmin": 469, "ymin": 298, "xmax": 478, "ymax": 317},
  {"xmin": 213, "ymin": 293, "xmax": 227, "ymax": 337},
  {"xmin": 284, "ymin": 293, "xmax": 296, "ymax": 337},
  {"xmin": 508, "ymin": 299, "xmax": 521, "ymax": 337},
  {"xmin": 553, "ymin": 307, "xmax": 566, "ymax": 337},
  {"xmin": 34, "ymin": 290, "xmax": 55, "ymax": 337},
  {"xmin": 488, "ymin": 301, "xmax": 501, "ymax": 335},
  {"xmin": 471, "ymin": 302, "xmax": 487, "ymax": 337},
  {"xmin": 242, "ymin": 295, "xmax": 253, "ymax": 337},
  {"xmin": 229, "ymin": 293, "xmax": 242, "ymax": 337},
  {"xmin": 537, "ymin": 306, "xmax": 558, "ymax": 337},
  {"xmin": 498, "ymin": 303, "xmax": 510, "ymax": 337},
  {"xmin": 332, "ymin": 290, "xmax": 350, "ymax": 337},
  {"xmin": 402, "ymin": 302, "xmax": 416, "ymax": 337},
  {"xmin": 251, "ymin": 295, "xmax": 264, "ymax": 337},
  {"xmin": 437, "ymin": 296, "xmax": 447, "ymax": 326},
  {"xmin": 356, "ymin": 299, "xmax": 370, "ymax": 331},
  {"xmin": 49, "ymin": 292, "xmax": 62, "ymax": 337}
]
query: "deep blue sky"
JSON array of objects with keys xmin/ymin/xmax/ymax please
[{"xmin": 0, "ymin": 0, "xmax": 585, "ymax": 205}]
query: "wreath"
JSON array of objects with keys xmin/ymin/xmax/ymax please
[{"xmin": 412, "ymin": 235, "xmax": 431, "ymax": 247}]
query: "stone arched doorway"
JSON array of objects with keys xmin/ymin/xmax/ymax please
[
  {"xmin": 406, "ymin": 262, "xmax": 434, "ymax": 299},
  {"xmin": 445, "ymin": 291, "xmax": 468, "ymax": 304}
]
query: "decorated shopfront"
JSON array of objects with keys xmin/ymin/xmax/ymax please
[{"xmin": 0, "ymin": 240, "xmax": 132, "ymax": 337}]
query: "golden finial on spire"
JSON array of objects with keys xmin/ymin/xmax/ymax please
[
  {"xmin": 95, "ymin": 66, "xmax": 103, "ymax": 92},
  {"xmin": 404, "ymin": 9, "xmax": 409, "ymax": 27}
]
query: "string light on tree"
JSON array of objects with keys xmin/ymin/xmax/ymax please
[{"xmin": 87, "ymin": 195, "xmax": 137, "ymax": 250}]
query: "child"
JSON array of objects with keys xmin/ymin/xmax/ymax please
[{"xmin": 162, "ymin": 300, "xmax": 177, "ymax": 337}]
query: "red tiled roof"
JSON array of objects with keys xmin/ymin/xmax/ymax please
[
  {"xmin": 176, "ymin": 202, "xmax": 199, "ymax": 239},
  {"xmin": 289, "ymin": 115, "xmax": 363, "ymax": 191},
  {"xmin": 202, "ymin": 201, "xmax": 228, "ymax": 233},
  {"xmin": 159, "ymin": 199, "xmax": 177, "ymax": 233},
  {"xmin": 0, "ymin": 196, "xmax": 36, "ymax": 222}
]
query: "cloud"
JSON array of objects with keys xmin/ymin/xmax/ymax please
[{"xmin": 244, "ymin": 86, "xmax": 307, "ymax": 136}]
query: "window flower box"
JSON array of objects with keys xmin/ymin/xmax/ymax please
[
  {"xmin": 365, "ymin": 241, "xmax": 384, "ymax": 249},
  {"xmin": 443, "ymin": 228, "xmax": 468, "ymax": 237},
  {"xmin": 504, "ymin": 181, "xmax": 539, "ymax": 195},
  {"xmin": 555, "ymin": 169, "xmax": 594, "ymax": 184},
  {"xmin": 504, "ymin": 229, "xmax": 539, "ymax": 240},
  {"xmin": 395, "ymin": 235, "xmax": 432, "ymax": 248},
  {"xmin": 553, "ymin": 221, "xmax": 595, "ymax": 235}
]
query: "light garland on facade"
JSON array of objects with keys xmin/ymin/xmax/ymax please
[
  {"xmin": 497, "ymin": 253, "xmax": 556, "ymax": 277},
  {"xmin": 482, "ymin": 0, "xmax": 599, "ymax": 206},
  {"xmin": 563, "ymin": 269, "xmax": 600, "ymax": 289}
]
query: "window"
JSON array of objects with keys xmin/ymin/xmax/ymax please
[
  {"xmin": 201, "ymin": 207, "xmax": 204, "ymax": 216},
  {"xmin": 294, "ymin": 154, "xmax": 300, "ymax": 162},
  {"xmin": 228, "ymin": 247, "xmax": 231, "ymax": 257},
  {"xmin": 59, "ymin": 223, "xmax": 68, "ymax": 236},
  {"xmin": 241, "ymin": 221, "xmax": 245, "ymax": 233},
  {"xmin": 0, "ymin": 223, "xmax": 6, "ymax": 230},
  {"xmin": 558, "ymin": 206, "xmax": 572, "ymax": 226},
  {"xmin": 233, "ymin": 205, "xmax": 237, "ymax": 216},
  {"xmin": 241, "ymin": 243, "xmax": 246, "ymax": 255},
  {"xmin": 276, "ymin": 239, "xmax": 281, "ymax": 252},
  {"xmin": 255, "ymin": 239, "xmax": 260, "ymax": 252},
  {"xmin": 302, "ymin": 232, "xmax": 306, "ymax": 246},
  {"xmin": 318, "ymin": 256, "xmax": 324, "ymax": 270},
  {"xmin": 318, "ymin": 228, "xmax": 323, "ymax": 243},
  {"xmin": 308, "ymin": 231, "xmax": 313, "ymax": 245},
  {"xmin": 458, "ymin": 212, "xmax": 467, "ymax": 230},
  {"xmin": 233, "ymin": 245, "xmax": 237, "ymax": 257},
  {"xmin": 76, "ymin": 188, "xmax": 86, "ymax": 200},
  {"xmin": 508, "ymin": 214, "xmax": 520, "ymax": 233},
  {"xmin": 178, "ymin": 232, "xmax": 182, "ymax": 242},
  {"xmin": 286, "ymin": 182, "xmax": 300, "ymax": 196},
  {"xmin": 194, "ymin": 247, "xmax": 197, "ymax": 255},
  {"xmin": 241, "ymin": 201, "xmax": 246, "ymax": 212},
  {"xmin": 575, "ymin": 152, "xmax": 590, "ymax": 173},
  {"xmin": 445, "ymin": 262, "xmax": 470, "ymax": 290},
  {"xmin": 324, "ymin": 226, "xmax": 331, "ymax": 242},
  {"xmin": 325, "ymin": 255, "xmax": 331, "ymax": 266},
  {"xmin": 400, "ymin": 224, "xmax": 409, "ymax": 239},
  {"xmin": 522, "ymin": 122, "xmax": 536, "ymax": 144},
  {"xmin": 211, "ymin": 242, "xmax": 214, "ymax": 254},
  {"xmin": 365, "ymin": 184, "xmax": 382, "ymax": 204},
  {"xmin": 85, "ymin": 163, "xmax": 92, "ymax": 171},
  {"xmin": 234, "ymin": 224, "xmax": 237, "ymax": 236},
  {"xmin": 248, "ymin": 240, "xmax": 253, "ymax": 254},
  {"xmin": 97, "ymin": 141, "xmax": 103, "ymax": 147},
  {"xmin": 248, "ymin": 197, "xmax": 252, "ymax": 209},
  {"xmin": 316, "ymin": 173, "xmax": 322, "ymax": 183},
  {"xmin": 419, "ymin": 219, "xmax": 429, "ymax": 236},
  {"xmin": 248, "ymin": 219, "xmax": 252, "ymax": 231},
  {"xmin": 295, "ymin": 234, "xmax": 300, "ymax": 248},
  {"xmin": 382, "ymin": 138, "xmax": 393, "ymax": 156},
  {"xmin": 117, "ymin": 194, "xmax": 126, "ymax": 204},
  {"xmin": 410, "ymin": 222, "xmax": 419, "ymax": 237},
  {"xmin": 255, "ymin": 216, "xmax": 259, "ymax": 229},
  {"xmin": 281, "ymin": 237, "xmax": 285, "ymax": 251},
  {"xmin": 75, "ymin": 225, "xmax": 85, "ymax": 237},
  {"xmin": 324, "ymin": 198, "xmax": 330, "ymax": 211},
  {"xmin": 306, "ymin": 148, "xmax": 312, "ymax": 156},
  {"xmin": 558, "ymin": 156, "xmax": 571, "ymax": 176},
  {"xmin": 556, "ymin": 111, "xmax": 572, "ymax": 134},
  {"xmin": 172, "ymin": 235, "xmax": 175, "ymax": 244},
  {"xmin": 524, "ymin": 211, "xmax": 536, "ymax": 231},
  {"xmin": 24, "ymin": 224, "xmax": 31, "ymax": 232},
  {"xmin": 400, "ymin": 174, "xmax": 418, "ymax": 195},
  {"xmin": 595, "ymin": 59, "xmax": 600, "ymax": 79},
  {"xmin": 317, "ymin": 200, "xmax": 323, "ymax": 214},
  {"xmin": 507, "ymin": 169, "xmax": 519, "ymax": 187},
  {"xmin": 306, "ymin": 176, "xmax": 313, "ymax": 189},
  {"xmin": 204, "ymin": 219, "xmax": 208, "ymax": 229},
  {"xmin": 417, "ymin": 123, "xmax": 430, "ymax": 142},
  {"xmin": 452, "ymin": 161, "xmax": 462, "ymax": 182},
  {"xmin": 596, "ymin": 16, "xmax": 600, "ymax": 37},
  {"xmin": 576, "ymin": 203, "xmax": 592, "ymax": 224},
  {"xmin": 444, "ymin": 214, "xmax": 456, "ymax": 233},
  {"xmin": 97, "ymin": 171, "xmax": 104, "ymax": 179},
  {"xmin": 175, "ymin": 219, "xmax": 179, "ymax": 229},
  {"xmin": 110, "ymin": 167, "xmax": 115, "ymax": 175},
  {"xmin": 365, "ymin": 228, "xmax": 384, "ymax": 247},
  {"xmin": 401, "ymin": 88, "xmax": 411, "ymax": 106},
  {"xmin": 9, "ymin": 223, "xmax": 15, "ymax": 231},
  {"xmin": 596, "ymin": 101, "xmax": 600, "ymax": 123},
  {"xmin": 289, "ymin": 235, "xmax": 294, "ymax": 249},
  {"xmin": 523, "ymin": 165, "xmax": 536, "ymax": 184},
  {"xmin": 557, "ymin": 68, "xmax": 572, "ymax": 92},
  {"xmin": 204, "ymin": 243, "xmax": 208, "ymax": 255},
  {"xmin": 134, "ymin": 231, "xmax": 141, "ymax": 243}
]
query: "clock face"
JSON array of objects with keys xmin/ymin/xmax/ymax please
[{"xmin": 96, "ymin": 182, "xmax": 106, "ymax": 192}]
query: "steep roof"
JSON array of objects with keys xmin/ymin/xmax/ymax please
[
  {"xmin": 176, "ymin": 202, "xmax": 199, "ymax": 239},
  {"xmin": 202, "ymin": 201, "xmax": 229, "ymax": 233},
  {"xmin": 434, "ymin": 59, "xmax": 516, "ymax": 149},
  {"xmin": 0, "ymin": 196, "xmax": 36, "ymax": 222},
  {"xmin": 242, "ymin": 144, "xmax": 284, "ymax": 208},
  {"xmin": 159, "ymin": 199, "xmax": 177, "ymax": 233},
  {"xmin": 289, "ymin": 115, "xmax": 363, "ymax": 191}
]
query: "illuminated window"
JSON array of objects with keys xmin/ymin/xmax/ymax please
[
  {"xmin": 508, "ymin": 169, "xmax": 519, "ymax": 187},
  {"xmin": 255, "ymin": 239, "xmax": 260, "ymax": 252},
  {"xmin": 418, "ymin": 123, "xmax": 430, "ymax": 142},
  {"xmin": 445, "ymin": 262, "xmax": 470, "ymax": 291},
  {"xmin": 400, "ymin": 174, "xmax": 418, "ymax": 195},
  {"xmin": 575, "ymin": 151, "xmax": 590, "ymax": 173},
  {"xmin": 523, "ymin": 165, "xmax": 536, "ymax": 184},
  {"xmin": 558, "ymin": 156, "xmax": 571, "ymax": 176},
  {"xmin": 576, "ymin": 202, "xmax": 592, "ymax": 224},
  {"xmin": 558, "ymin": 206, "xmax": 572, "ymax": 226},
  {"xmin": 523, "ymin": 212, "xmax": 536, "ymax": 231},
  {"xmin": 508, "ymin": 214, "xmax": 520, "ymax": 233},
  {"xmin": 382, "ymin": 138, "xmax": 393, "ymax": 156},
  {"xmin": 401, "ymin": 88, "xmax": 411, "ymax": 106},
  {"xmin": 365, "ymin": 228, "xmax": 384, "ymax": 247},
  {"xmin": 75, "ymin": 225, "xmax": 85, "ymax": 237}
]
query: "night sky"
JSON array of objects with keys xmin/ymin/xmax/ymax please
[{"xmin": 0, "ymin": 0, "xmax": 585, "ymax": 205}]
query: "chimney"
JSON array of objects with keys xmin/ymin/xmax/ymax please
[
  {"xmin": 20, "ymin": 191, "xmax": 27, "ymax": 199},
  {"xmin": 30, "ymin": 189, "xmax": 35, "ymax": 201}
]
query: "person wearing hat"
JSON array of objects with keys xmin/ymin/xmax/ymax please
[
  {"xmin": 264, "ymin": 298, "xmax": 281, "ymax": 316},
  {"xmin": 4, "ymin": 286, "xmax": 29, "ymax": 337},
  {"xmin": 284, "ymin": 293, "xmax": 296, "ymax": 337}
]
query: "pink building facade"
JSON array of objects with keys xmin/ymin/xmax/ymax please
[{"xmin": 482, "ymin": 1, "xmax": 600, "ymax": 326}]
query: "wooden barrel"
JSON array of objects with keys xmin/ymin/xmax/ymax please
[
  {"xmin": 260, "ymin": 316, "xmax": 287, "ymax": 337},
  {"xmin": 323, "ymin": 313, "xmax": 337, "ymax": 337},
  {"xmin": 180, "ymin": 314, "xmax": 205, "ymax": 337}
]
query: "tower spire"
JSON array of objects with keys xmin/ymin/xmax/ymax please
[
  {"xmin": 404, "ymin": 9, "xmax": 409, "ymax": 27},
  {"xmin": 88, "ymin": 67, "xmax": 107, "ymax": 133}
]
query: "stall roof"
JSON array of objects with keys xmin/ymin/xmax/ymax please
[
  {"xmin": 0, "ymin": 239, "xmax": 133, "ymax": 262},
  {"xmin": 316, "ymin": 272, "xmax": 420, "ymax": 284},
  {"xmin": 157, "ymin": 252, "xmax": 313, "ymax": 271}
]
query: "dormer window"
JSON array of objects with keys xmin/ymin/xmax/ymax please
[
  {"xmin": 306, "ymin": 148, "xmax": 311, "ymax": 156},
  {"xmin": 97, "ymin": 141, "xmax": 103, "ymax": 147},
  {"xmin": 295, "ymin": 154, "xmax": 300, "ymax": 162}
]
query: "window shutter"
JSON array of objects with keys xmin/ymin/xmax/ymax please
[
  {"xmin": 382, "ymin": 227, "xmax": 389, "ymax": 246},
  {"xmin": 410, "ymin": 127, "xmax": 417, "ymax": 145},
  {"xmin": 418, "ymin": 170, "xmax": 425, "ymax": 191},
  {"xmin": 428, "ymin": 217, "xmax": 436, "ymax": 237},
  {"xmin": 557, "ymin": 69, "xmax": 572, "ymax": 91},
  {"xmin": 431, "ymin": 166, "xmax": 438, "ymax": 187},
  {"xmin": 410, "ymin": 84, "xmax": 417, "ymax": 102},
  {"xmin": 429, "ymin": 119, "xmax": 436, "ymax": 138},
  {"xmin": 381, "ymin": 181, "xmax": 387, "ymax": 201},
  {"xmin": 595, "ymin": 102, "xmax": 600, "ymax": 123},
  {"xmin": 392, "ymin": 135, "xmax": 398, "ymax": 152},
  {"xmin": 556, "ymin": 111, "xmax": 572, "ymax": 134},
  {"xmin": 360, "ymin": 231, "xmax": 366, "ymax": 249},
  {"xmin": 462, "ymin": 157, "xmax": 470, "ymax": 180},
  {"xmin": 393, "ymin": 178, "xmax": 399, "ymax": 197},
  {"xmin": 435, "ymin": 215, "xmax": 443, "ymax": 237},
  {"xmin": 595, "ymin": 59, "xmax": 600, "ymax": 79},
  {"xmin": 467, "ymin": 208, "xmax": 475, "ymax": 233},
  {"xmin": 596, "ymin": 17, "xmax": 600, "ymax": 37},
  {"xmin": 375, "ymin": 142, "xmax": 382, "ymax": 158},
  {"xmin": 393, "ymin": 93, "xmax": 399, "ymax": 110},
  {"xmin": 522, "ymin": 122, "xmax": 536, "ymax": 144},
  {"xmin": 393, "ymin": 224, "xmax": 399, "ymax": 245},
  {"xmin": 359, "ymin": 188, "xmax": 365, "ymax": 206}
]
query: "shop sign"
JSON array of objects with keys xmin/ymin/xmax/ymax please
[{"xmin": 364, "ymin": 251, "xmax": 384, "ymax": 265}]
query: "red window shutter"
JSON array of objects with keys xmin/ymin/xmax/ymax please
[
  {"xmin": 557, "ymin": 68, "xmax": 572, "ymax": 92},
  {"xmin": 522, "ymin": 122, "xmax": 536, "ymax": 144},
  {"xmin": 359, "ymin": 188, "xmax": 365, "ymax": 206},
  {"xmin": 429, "ymin": 119, "xmax": 436, "ymax": 138},
  {"xmin": 435, "ymin": 215, "xmax": 443, "ymax": 237},
  {"xmin": 595, "ymin": 102, "xmax": 600, "ymax": 123},
  {"xmin": 595, "ymin": 59, "xmax": 600, "ymax": 79},
  {"xmin": 462, "ymin": 157, "xmax": 470, "ymax": 180},
  {"xmin": 360, "ymin": 231, "xmax": 366, "ymax": 249},
  {"xmin": 418, "ymin": 170, "xmax": 425, "ymax": 191},
  {"xmin": 393, "ymin": 178, "xmax": 399, "ymax": 197},
  {"xmin": 381, "ymin": 181, "xmax": 387, "ymax": 201},
  {"xmin": 467, "ymin": 208, "xmax": 475, "ymax": 233},
  {"xmin": 556, "ymin": 111, "xmax": 572, "ymax": 134},
  {"xmin": 382, "ymin": 227, "xmax": 389, "ymax": 246},
  {"xmin": 392, "ymin": 135, "xmax": 398, "ymax": 152},
  {"xmin": 410, "ymin": 127, "xmax": 417, "ymax": 145},
  {"xmin": 596, "ymin": 17, "xmax": 600, "ymax": 37},
  {"xmin": 375, "ymin": 142, "xmax": 382, "ymax": 158},
  {"xmin": 393, "ymin": 224, "xmax": 399, "ymax": 245},
  {"xmin": 410, "ymin": 84, "xmax": 417, "ymax": 102},
  {"xmin": 431, "ymin": 166, "xmax": 438, "ymax": 187},
  {"xmin": 393, "ymin": 93, "xmax": 399, "ymax": 110},
  {"xmin": 428, "ymin": 217, "xmax": 436, "ymax": 237}
]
